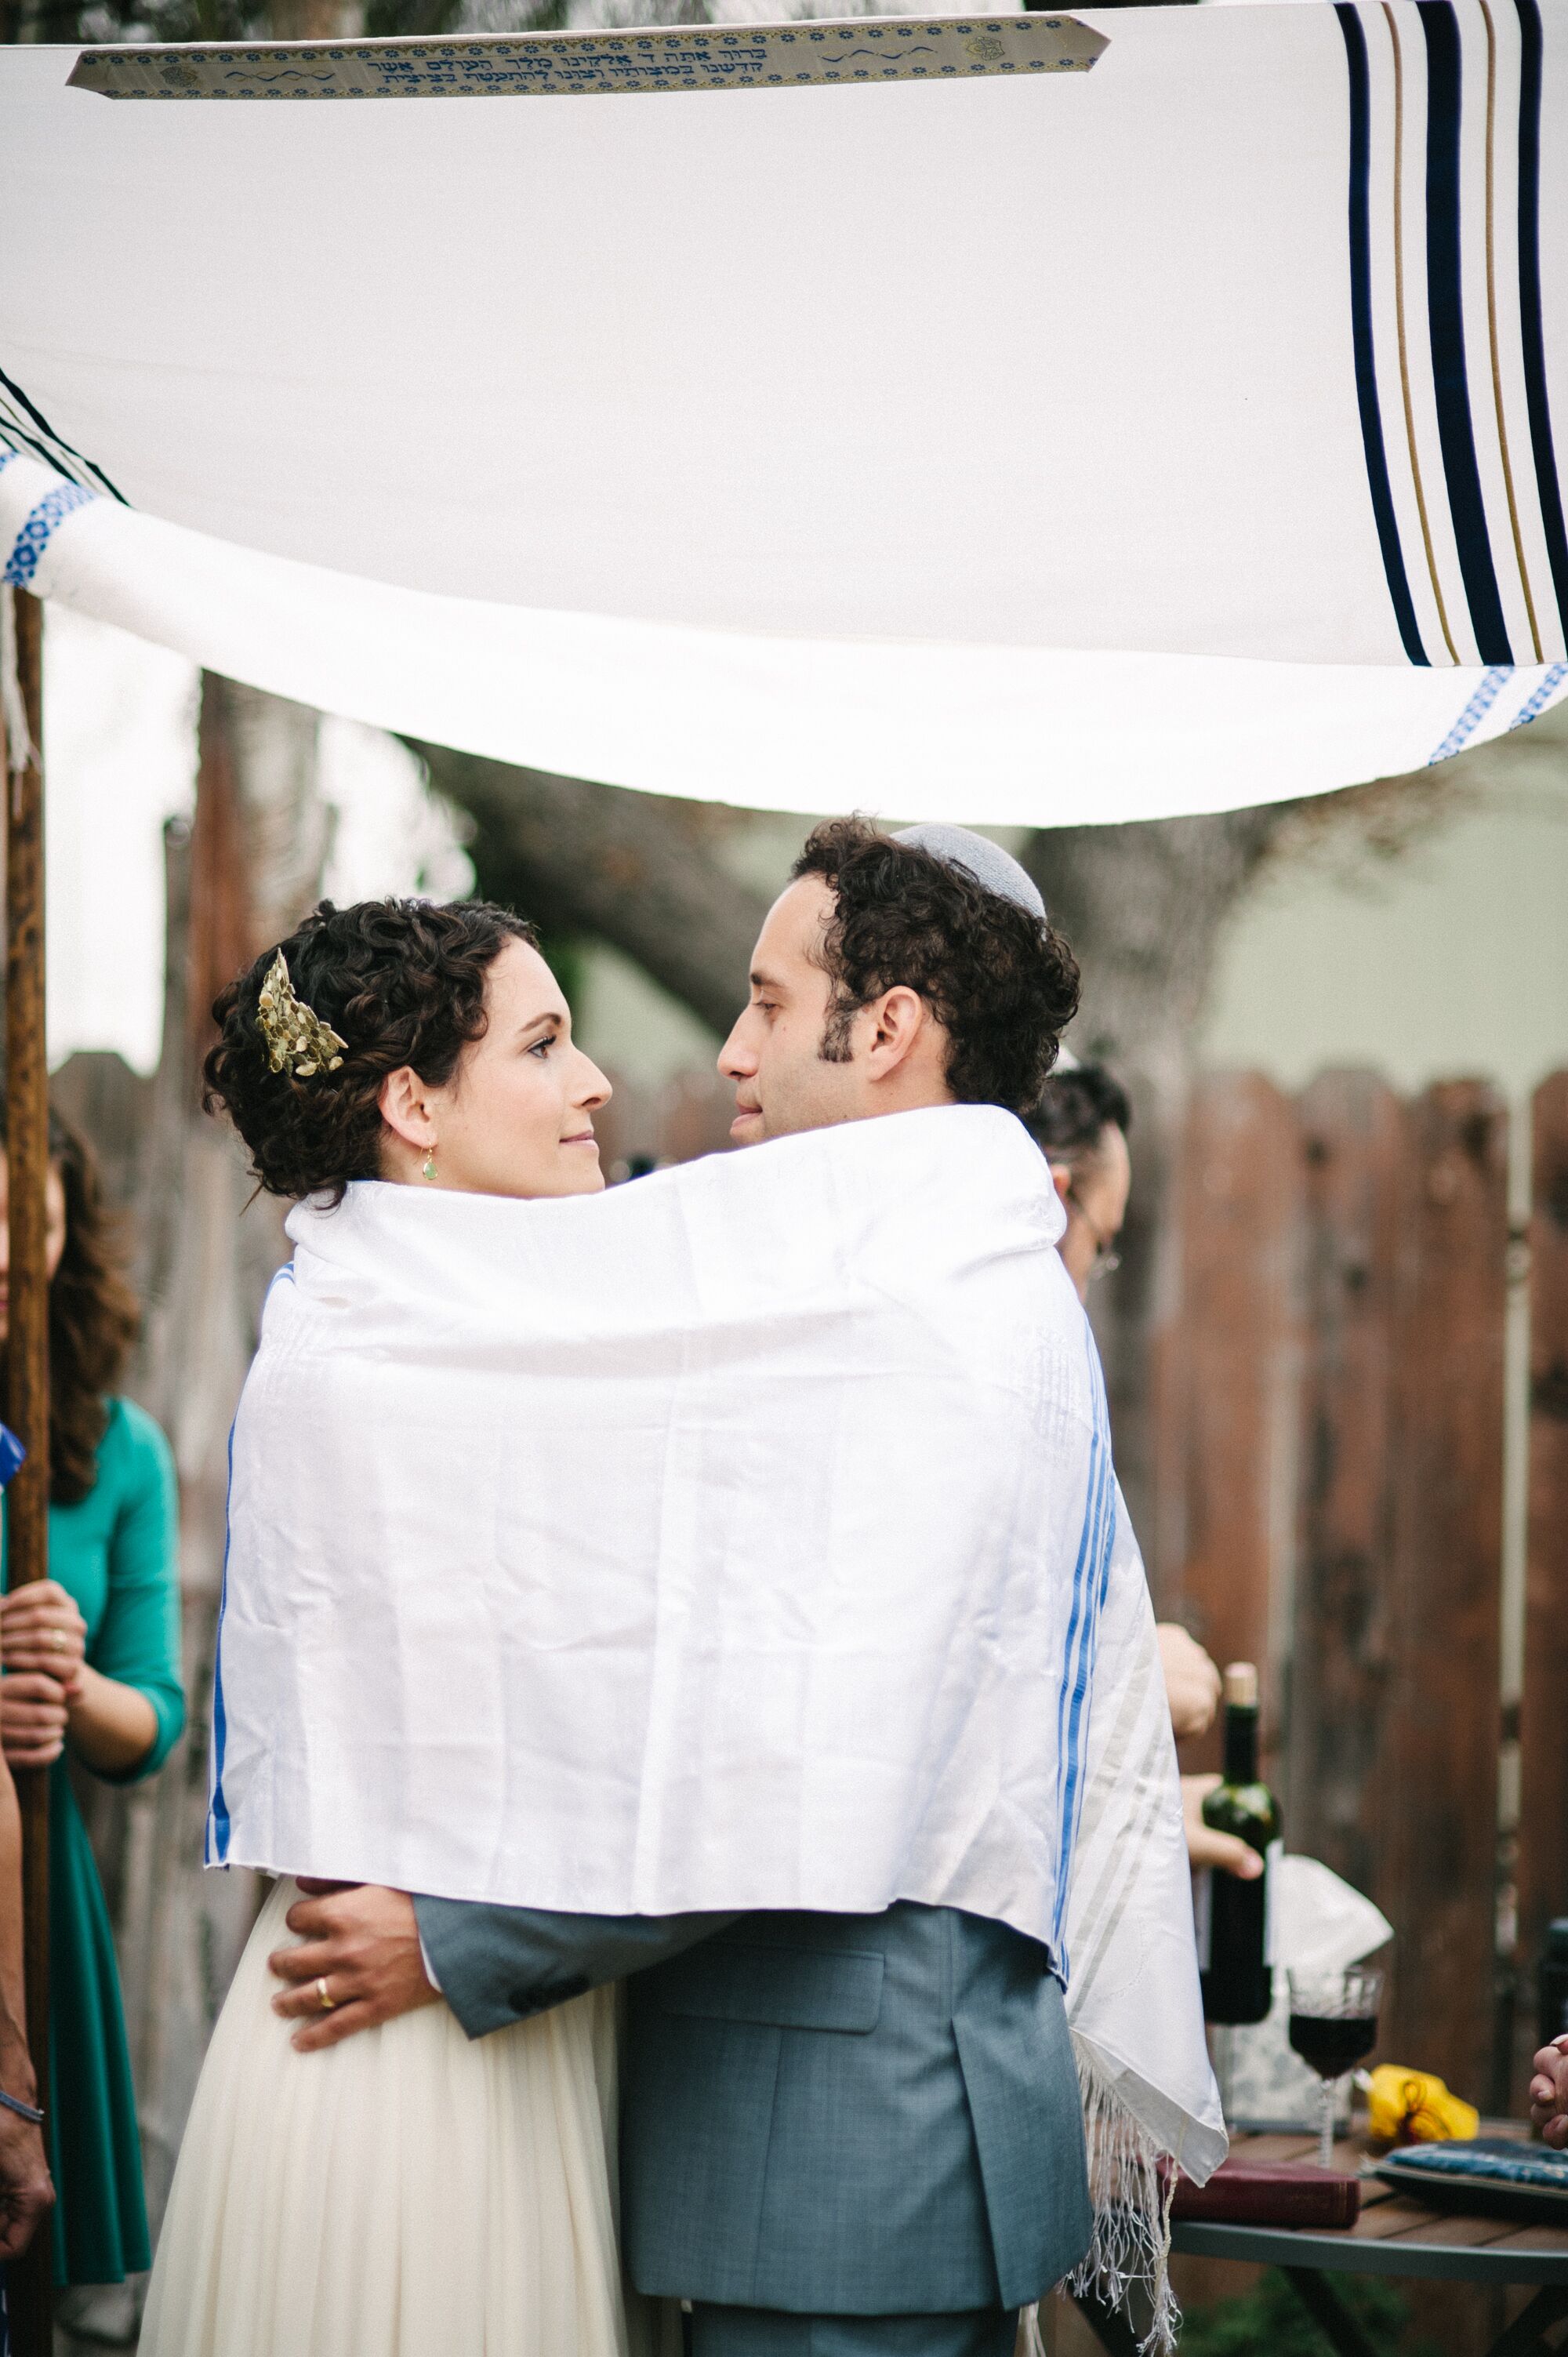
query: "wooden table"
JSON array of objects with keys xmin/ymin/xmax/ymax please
[{"xmin": 1073, "ymin": 2126, "xmax": 1568, "ymax": 2357}]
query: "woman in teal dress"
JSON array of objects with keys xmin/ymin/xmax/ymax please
[{"xmin": 0, "ymin": 1109, "xmax": 183, "ymax": 2288}]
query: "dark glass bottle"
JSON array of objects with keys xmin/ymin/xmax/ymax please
[{"xmin": 1198, "ymin": 1662, "xmax": 1282, "ymax": 2026}]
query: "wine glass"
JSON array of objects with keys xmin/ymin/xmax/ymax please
[{"xmin": 1288, "ymin": 1966, "xmax": 1385, "ymax": 2170}]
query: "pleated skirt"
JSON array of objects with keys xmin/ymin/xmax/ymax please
[
  {"xmin": 140, "ymin": 1876, "xmax": 647, "ymax": 2357},
  {"xmin": 47, "ymin": 1768, "xmax": 151, "ymax": 2286}
]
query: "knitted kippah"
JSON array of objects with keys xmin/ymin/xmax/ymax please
[{"xmin": 893, "ymin": 823, "xmax": 1046, "ymax": 921}]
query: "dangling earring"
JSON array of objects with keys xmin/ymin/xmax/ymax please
[{"xmin": 421, "ymin": 1144, "xmax": 438, "ymax": 1182}]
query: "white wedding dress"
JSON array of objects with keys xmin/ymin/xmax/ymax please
[{"xmin": 141, "ymin": 1877, "xmax": 670, "ymax": 2357}]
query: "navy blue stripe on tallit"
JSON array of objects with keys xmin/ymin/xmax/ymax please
[
  {"xmin": 1419, "ymin": 0, "xmax": 1513, "ymax": 660},
  {"xmin": 1337, "ymin": 3, "xmax": 1429, "ymax": 663},
  {"xmin": 0, "ymin": 418, "xmax": 76, "ymax": 480},
  {"xmin": 205, "ymin": 1418, "xmax": 235, "ymax": 1864},
  {"xmin": 0, "ymin": 363, "xmax": 127, "ymax": 504},
  {"xmin": 1515, "ymin": 0, "xmax": 1568, "ymax": 637}
]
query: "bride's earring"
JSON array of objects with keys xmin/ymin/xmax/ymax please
[{"xmin": 421, "ymin": 1143, "xmax": 438, "ymax": 1182}]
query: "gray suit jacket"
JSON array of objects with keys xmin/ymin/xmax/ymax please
[{"xmin": 416, "ymin": 1897, "xmax": 1092, "ymax": 2315}]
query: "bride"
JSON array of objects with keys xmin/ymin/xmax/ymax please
[{"xmin": 141, "ymin": 894, "xmax": 659, "ymax": 2357}]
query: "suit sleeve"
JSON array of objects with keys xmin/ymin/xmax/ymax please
[{"xmin": 413, "ymin": 1898, "xmax": 739, "ymax": 2039}]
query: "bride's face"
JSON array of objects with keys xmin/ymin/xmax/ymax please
[{"xmin": 379, "ymin": 939, "xmax": 612, "ymax": 1200}]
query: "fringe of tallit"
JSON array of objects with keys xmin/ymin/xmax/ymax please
[{"xmin": 1022, "ymin": 2039, "xmax": 1181, "ymax": 2356}]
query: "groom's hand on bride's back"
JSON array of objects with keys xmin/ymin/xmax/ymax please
[{"xmin": 269, "ymin": 1882, "xmax": 438, "ymax": 2051}]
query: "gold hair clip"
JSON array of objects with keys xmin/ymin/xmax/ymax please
[{"xmin": 256, "ymin": 952, "xmax": 347, "ymax": 1080}]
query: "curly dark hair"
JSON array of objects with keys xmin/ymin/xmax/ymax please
[
  {"xmin": 204, "ymin": 898, "xmax": 539, "ymax": 1206},
  {"xmin": 0, "ymin": 1108, "xmax": 142, "ymax": 1507},
  {"xmin": 789, "ymin": 819, "xmax": 1080, "ymax": 1116},
  {"xmin": 1029, "ymin": 1062, "xmax": 1132, "ymax": 1163}
]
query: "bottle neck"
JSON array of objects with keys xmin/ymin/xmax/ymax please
[{"xmin": 1223, "ymin": 1702, "xmax": 1260, "ymax": 1786}]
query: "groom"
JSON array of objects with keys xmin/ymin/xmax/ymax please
[{"xmin": 270, "ymin": 818, "xmax": 1091, "ymax": 2357}]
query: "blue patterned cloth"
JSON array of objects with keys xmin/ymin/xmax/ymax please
[{"xmin": 1389, "ymin": 2138, "xmax": 1568, "ymax": 2190}]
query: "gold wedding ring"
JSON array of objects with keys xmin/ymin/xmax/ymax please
[
  {"xmin": 50, "ymin": 1631, "xmax": 66, "ymax": 1651},
  {"xmin": 315, "ymin": 1977, "xmax": 336, "ymax": 2012}
]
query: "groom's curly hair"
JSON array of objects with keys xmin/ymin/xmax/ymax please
[
  {"xmin": 792, "ymin": 819, "xmax": 1080, "ymax": 1117},
  {"xmin": 204, "ymin": 897, "xmax": 538, "ymax": 1205}
]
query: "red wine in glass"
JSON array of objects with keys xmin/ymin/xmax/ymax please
[
  {"xmin": 1287, "ymin": 1967, "xmax": 1385, "ymax": 2168},
  {"xmin": 1289, "ymin": 2010, "xmax": 1378, "ymax": 2082}
]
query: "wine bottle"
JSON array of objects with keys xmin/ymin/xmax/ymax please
[{"xmin": 1196, "ymin": 1661, "xmax": 1281, "ymax": 2026}]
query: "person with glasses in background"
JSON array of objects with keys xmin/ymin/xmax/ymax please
[
  {"xmin": 1029, "ymin": 1060, "xmax": 1131, "ymax": 1296},
  {"xmin": 1029, "ymin": 1061, "xmax": 1260, "ymax": 1889}
]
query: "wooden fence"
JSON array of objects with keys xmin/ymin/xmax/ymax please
[{"xmin": 1150, "ymin": 1067, "xmax": 1568, "ymax": 2121}]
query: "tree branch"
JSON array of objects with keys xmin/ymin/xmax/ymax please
[{"xmin": 416, "ymin": 744, "xmax": 771, "ymax": 1040}]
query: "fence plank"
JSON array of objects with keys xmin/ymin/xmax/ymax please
[
  {"xmin": 1151, "ymin": 1073, "xmax": 1300, "ymax": 1781},
  {"xmin": 1517, "ymin": 1072, "xmax": 1568, "ymax": 2079},
  {"xmin": 1381, "ymin": 1082, "xmax": 1508, "ymax": 2101},
  {"xmin": 1287, "ymin": 1072, "xmax": 1405, "ymax": 1898}
]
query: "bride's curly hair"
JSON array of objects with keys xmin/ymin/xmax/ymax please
[{"xmin": 204, "ymin": 897, "xmax": 539, "ymax": 1208}]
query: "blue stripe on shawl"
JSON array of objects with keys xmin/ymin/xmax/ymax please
[
  {"xmin": 206, "ymin": 1261, "xmax": 296, "ymax": 1865},
  {"xmin": 1062, "ymin": 1396, "xmax": 1112, "ymax": 1853},
  {"xmin": 1051, "ymin": 1331, "xmax": 1118, "ymax": 1976},
  {"xmin": 205, "ymin": 1416, "xmax": 237, "ymax": 1865}
]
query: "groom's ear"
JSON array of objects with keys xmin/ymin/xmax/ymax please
[{"xmin": 865, "ymin": 985, "xmax": 936, "ymax": 1079}]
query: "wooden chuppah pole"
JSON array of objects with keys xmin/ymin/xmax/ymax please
[{"xmin": 3, "ymin": 583, "xmax": 52, "ymax": 2357}]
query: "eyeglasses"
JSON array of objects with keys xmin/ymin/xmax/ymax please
[{"xmin": 1065, "ymin": 1187, "xmax": 1121, "ymax": 1280}]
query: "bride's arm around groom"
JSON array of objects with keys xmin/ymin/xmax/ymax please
[{"xmin": 274, "ymin": 1881, "xmax": 734, "ymax": 2046}]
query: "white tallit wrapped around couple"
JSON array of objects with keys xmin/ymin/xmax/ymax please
[{"xmin": 212, "ymin": 1102, "xmax": 1225, "ymax": 2252}]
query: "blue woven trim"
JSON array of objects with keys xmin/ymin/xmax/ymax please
[
  {"xmin": 3, "ymin": 480, "xmax": 95, "ymax": 588},
  {"xmin": 1427, "ymin": 665, "xmax": 1513, "ymax": 763},
  {"xmin": 1509, "ymin": 660, "xmax": 1568, "ymax": 730}
]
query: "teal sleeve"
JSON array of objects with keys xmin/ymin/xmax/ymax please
[{"xmin": 89, "ymin": 1404, "xmax": 185, "ymax": 1784}]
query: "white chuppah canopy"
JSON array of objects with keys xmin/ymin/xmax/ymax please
[{"xmin": 2, "ymin": 4, "xmax": 1566, "ymax": 821}]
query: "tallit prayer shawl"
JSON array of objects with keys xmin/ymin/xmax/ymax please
[
  {"xmin": 212, "ymin": 1108, "xmax": 1224, "ymax": 2342},
  {"xmin": 3, "ymin": 3, "xmax": 1568, "ymax": 822}
]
